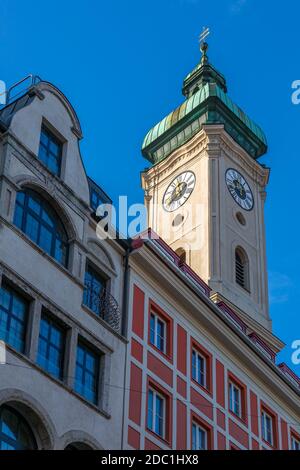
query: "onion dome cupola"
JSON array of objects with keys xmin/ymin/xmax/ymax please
[
  {"xmin": 142, "ymin": 41, "xmax": 267, "ymax": 165},
  {"xmin": 182, "ymin": 41, "xmax": 227, "ymax": 97}
]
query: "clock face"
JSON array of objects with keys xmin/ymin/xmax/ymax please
[
  {"xmin": 225, "ymin": 168, "xmax": 254, "ymax": 211},
  {"xmin": 163, "ymin": 171, "xmax": 196, "ymax": 212}
]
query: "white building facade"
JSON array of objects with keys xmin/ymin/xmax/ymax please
[{"xmin": 0, "ymin": 78, "xmax": 128, "ymax": 450}]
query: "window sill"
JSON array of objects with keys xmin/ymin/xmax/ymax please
[
  {"xmin": 191, "ymin": 378, "xmax": 213, "ymax": 397},
  {"xmin": 148, "ymin": 342, "xmax": 173, "ymax": 364},
  {"xmin": 81, "ymin": 303, "xmax": 127, "ymax": 343},
  {"xmin": 262, "ymin": 438, "xmax": 277, "ymax": 450},
  {"xmin": 146, "ymin": 427, "xmax": 171, "ymax": 448},
  {"xmin": 4, "ymin": 343, "xmax": 111, "ymax": 420},
  {"xmin": 235, "ymin": 283, "xmax": 251, "ymax": 296},
  {"xmin": 4, "ymin": 219, "xmax": 84, "ymax": 289},
  {"xmin": 229, "ymin": 409, "xmax": 248, "ymax": 427}
]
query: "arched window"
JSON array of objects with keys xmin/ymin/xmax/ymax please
[
  {"xmin": 176, "ymin": 247, "xmax": 187, "ymax": 265},
  {"xmin": 65, "ymin": 442, "xmax": 94, "ymax": 450},
  {"xmin": 0, "ymin": 405, "xmax": 37, "ymax": 450},
  {"xmin": 13, "ymin": 189, "xmax": 69, "ymax": 267},
  {"xmin": 235, "ymin": 247, "xmax": 250, "ymax": 291}
]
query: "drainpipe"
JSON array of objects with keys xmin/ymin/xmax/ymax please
[
  {"xmin": 120, "ymin": 244, "xmax": 131, "ymax": 450},
  {"xmin": 121, "ymin": 238, "xmax": 144, "ymax": 337},
  {"xmin": 120, "ymin": 238, "xmax": 144, "ymax": 449},
  {"xmin": 121, "ymin": 245, "xmax": 131, "ymax": 338}
]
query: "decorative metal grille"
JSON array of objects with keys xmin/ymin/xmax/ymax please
[{"xmin": 89, "ymin": 288, "xmax": 121, "ymax": 333}]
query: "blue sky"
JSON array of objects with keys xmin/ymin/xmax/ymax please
[{"xmin": 1, "ymin": 0, "xmax": 300, "ymax": 371}]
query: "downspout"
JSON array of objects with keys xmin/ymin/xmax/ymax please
[
  {"xmin": 120, "ymin": 244, "xmax": 132, "ymax": 450},
  {"xmin": 120, "ymin": 239, "xmax": 144, "ymax": 450},
  {"xmin": 121, "ymin": 245, "xmax": 131, "ymax": 338}
]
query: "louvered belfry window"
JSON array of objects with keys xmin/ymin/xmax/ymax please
[{"xmin": 235, "ymin": 248, "xmax": 250, "ymax": 291}]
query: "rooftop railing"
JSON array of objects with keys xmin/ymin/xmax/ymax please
[{"xmin": 0, "ymin": 75, "xmax": 41, "ymax": 108}]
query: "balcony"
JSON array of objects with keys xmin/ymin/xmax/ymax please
[{"xmin": 84, "ymin": 287, "xmax": 121, "ymax": 334}]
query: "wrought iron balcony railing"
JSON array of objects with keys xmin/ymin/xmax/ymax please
[{"xmin": 85, "ymin": 287, "xmax": 121, "ymax": 334}]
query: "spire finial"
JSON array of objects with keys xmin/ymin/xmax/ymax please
[{"xmin": 199, "ymin": 27, "xmax": 210, "ymax": 65}]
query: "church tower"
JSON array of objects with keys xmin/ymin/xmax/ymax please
[{"xmin": 141, "ymin": 38, "xmax": 276, "ymax": 344}]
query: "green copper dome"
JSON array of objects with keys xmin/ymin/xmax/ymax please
[{"xmin": 142, "ymin": 45, "xmax": 267, "ymax": 165}]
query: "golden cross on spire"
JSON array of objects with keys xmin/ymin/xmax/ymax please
[
  {"xmin": 199, "ymin": 26, "xmax": 210, "ymax": 64},
  {"xmin": 199, "ymin": 26, "xmax": 210, "ymax": 47}
]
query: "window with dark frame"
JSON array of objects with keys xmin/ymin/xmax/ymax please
[
  {"xmin": 83, "ymin": 264, "xmax": 107, "ymax": 316},
  {"xmin": 74, "ymin": 341, "xmax": 100, "ymax": 405},
  {"xmin": 38, "ymin": 126, "xmax": 63, "ymax": 176},
  {"xmin": 0, "ymin": 405, "xmax": 37, "ymax": 450},
  {"xmin": 292, "ymin": 436, "xmax": 300, "ymax": 450},
  {"xmin": 147, "ymin": 388, "xmax": 165, "ymax": 439},
  {"xmin": 192, "ymin": 421, "xmax": 207, "ymax": 450},
  {"xmin": 192, "ymin": 349, "xmax": 206, "ymax": 388},
  {"xmin": 13, "ymin": 189, "xmax": 69, "ymax": 267},
  {"xmin": 88, "ymin": 181, "xmax": 112, "ymax": 213},
  {"xmin": 150, "ymin": 313, "xmax": 166, "ymax": 353},
  {"xmin": 229, "ymin": 381, "xmax": 242, "ymax": 418},
  {"xmin": 37, "ymin": 313, "xmax": 65, "ymax": 380},
  {"xmin": 261, "ymin": 410, "xmax": 274, "ymax": 446},
  {"xmin": 0, "ymin": 284, "xmax": 28, "ymax": 353},
  {"xmin": 91, "ymin": 189, "xmax": 106, "ymax": 213}
]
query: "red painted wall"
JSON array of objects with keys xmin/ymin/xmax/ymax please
[
  {"xmin": 131, "ymin": 338, "xmax": 143, "ymax": 363},
  {"xmin": 217, "ymin": 432, "xmax": 226, "ymax": 450},
  {"xmin": 190, "ymin": 387, "xmax": 213, "ymax": 420},
  {"xmin": 176, "ymin": 400, "xmax": 187, "ymax": 449},
  {"xmin": 250, "ymin": 391, "xmax": 259, "ymax": 437},
  {"xmin": 147, "ymin": 351, "xmax": 173, "ymax": 387},
  {"xmin": 129, "ymin": 363, "xmax": 142, "ymax": 426},
  {"xmin": 132, "ymin": 285, "xmax": 145, "ymax": 339},
  {"xmin": 177, "ymin": 325, "xmax": 187, "ymax": 375},
  {"xmin": 216, "ymin": 360, "xmax": 225, "ymax": 407},
  {"xmin": 128, "ymin": 283, "xmax": 297, "ymax": 450},
  {"xmin": 128, "ymin": 426, "xmax": 140, "ymax": 449},
  {"xmin": 229, "ymin": 419, "xmax": 249, "ymax": 449}
]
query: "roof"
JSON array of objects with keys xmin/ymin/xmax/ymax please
[
  {"xmin": 0, "ymin": 78, "xmax": 113, "ymax": 220},
  {"xmin": 0, "ymin": 93, "xmax": 35, "ymax": 129},
  {"xmin": 142, "ymin": 82, "xmax": 267, "ymax": 163}
]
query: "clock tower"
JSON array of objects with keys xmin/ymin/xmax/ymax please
[{"xmin": 141, "ymin": 40, "xmax": 279, "ymax": 347}]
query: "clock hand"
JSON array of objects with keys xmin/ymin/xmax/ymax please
[
  {"xmin": 166, "ymin": 184, "xmax": 180, "ymax": 206},
  {"xmin": 165, "ymin": 194, "xmax": 175, "ymax": 207}
]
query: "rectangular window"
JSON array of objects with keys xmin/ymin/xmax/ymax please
[
  {"xmin": 38, "ymin": 126, "xmax": 63, "ymax": 176},
  {"xmin": 148, "ymin": 302, "xmax": 173, "ymax": 361},
  {"xmin": 83, "ymin": 265, "xmax": 107, "ymax": 316},
  {"xmin": 88, "ymin": 177, "xmax": 112, "ymax": 213},
  {"xmin": 192, "ymin": 422, "xmax": 207, "ymax": 450},
  {"xmin": 292, "ymin": 436, "xmax": 300, "ymax": 450},
  {"xmin": 91, "ymin": 190, "xmax": 98, "ymax": 212},
  {"xmin": 37, "ymin": 313, "xmax": 65, "ymax": 379},
  {"xmin": 74, "ymin": 342, "xmax": 100, "ymax": 404},
  {"xmin": 91, "ymin": 189, "xmax": 105, "ymax": 212},
  {"xmin": 147, "ymin": 388, "xmax": 165, "ymax": 438},
  {"xmin": 150, "ymin": 313, "xmax": 166, "ymax": 353},
  {"xmin": 261, "ymin": 410, "xmax": 274, "ymax": 446},
  {"xmin": 229, "ymin": 382, "xmax": 242, "ymax": 418},
  {"xmin": 0, "ymin": 284, "xmax": 28, "ymax": 353},
  {"xmin": 192, "ymin": 349, "xmax": 206, "ymax": 387}
]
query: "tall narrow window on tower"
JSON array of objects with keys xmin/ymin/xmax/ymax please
[
  {"xmin": 235, "ymin": 247, "xmax": 250, "ymax": 292},
  {"xmin": 175, "ymin": 247, "xmax": 186, "ymax": 265}
]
